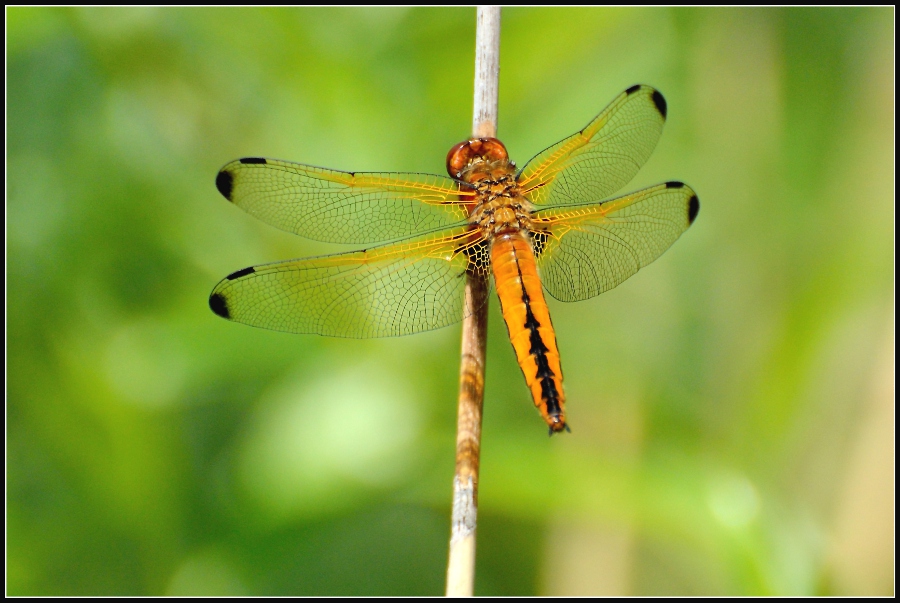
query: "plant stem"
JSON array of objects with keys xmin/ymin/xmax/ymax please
[{"xmin": 445, "ymin": 6, "xmax": 500, "ymax": 598}]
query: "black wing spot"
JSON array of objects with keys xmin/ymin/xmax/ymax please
[
  {"xmin": 239, "ymin": 157, "xmax": 267, "ymax": 164},
  {"xmin": 529, "ymin": 230, "xmax": 549, "ymax": 259},
  {"xmin": 688, "ymin": 195, "xmax": 700, "ymax": 225},
  {"xmin": 460, "ymin": 239, "xmax": 490, "ymax": 276},
  {"xmin": 209, "ymin": 292, "xmax": 230, "ymax": 319},
  {"xmin": 625, "ymin": 84, "xmax": 641, "ymax": 95},
  {"xmin": 216, "ymin": 170, "xmax": 234, "ymax": 200},
  {"xmin": 665, "ymin": 181, "xmax": 684, "ymax": 189},
  {"xmin": 651, "ymin": 90, "xmax": 667, "ymax": 119},
  {"xmin": 226, "ymin": 266, "xmax": 256, "ymax": 280}
]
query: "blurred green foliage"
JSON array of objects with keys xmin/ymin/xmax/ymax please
[{"xmin": 7, "ymin": 7, "xmax": 894, "ymax": 595}]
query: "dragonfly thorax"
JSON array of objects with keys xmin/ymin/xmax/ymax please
[{"xmin": 467, "ymin": 170, "xmax": 534, "ymax": 237}]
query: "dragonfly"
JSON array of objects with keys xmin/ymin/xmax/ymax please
[{"xmin": 209, "ymin": 84, "xmax": 699, "ymax": 435}]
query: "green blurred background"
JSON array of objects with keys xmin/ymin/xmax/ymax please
[{"xmin": 7, "ymin": 7, "xmax": 893, "ymax": 596}]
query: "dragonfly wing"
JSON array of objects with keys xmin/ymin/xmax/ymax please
[
  {"xmin": 209, "ymin": 227, "xmax": 490, "ymax": 338},
  {"xmin": 517, "ymin": 85, "xmax": 668, "ymax": 207},
  {"xmin": 531, "ymin": 182, "xmax": 699, "ymax": 302},
  {"xmin": 216, "ymin": 158, "xmax": 473, "ymax": 244}
]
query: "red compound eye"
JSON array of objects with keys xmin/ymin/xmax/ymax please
[{"xmin": 446, "ymin": 137, "xmax": 508, "ymax": 177}]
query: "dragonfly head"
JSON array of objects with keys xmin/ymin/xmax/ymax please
[{"xmin": 446, "ymin": 137, "xmax": 509, "ymax": 181}]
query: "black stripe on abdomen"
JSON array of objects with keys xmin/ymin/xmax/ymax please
[{"xmin": 514, "ymin": 257, "xmax": 561, "ymax": 418}]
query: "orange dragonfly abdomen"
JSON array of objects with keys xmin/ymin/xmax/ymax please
[{"xmin": 491, "ymin": 231, "xmax": 567, "ymax": 433}]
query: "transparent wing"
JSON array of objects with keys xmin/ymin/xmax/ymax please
[
  {"xmin": 209, "ymin": 227, "xmax": 490, "ymax": 338},
  {"xmin": 531, "ymin": 182, "xmax": 699, "ymax": 302},
  {"xmin": 517, "ymin": 85, "xmax": 668, "ymax": 207},
  {"xmin": 216, "ymin": 157, "xmax": 475, "ymax": 245}
]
